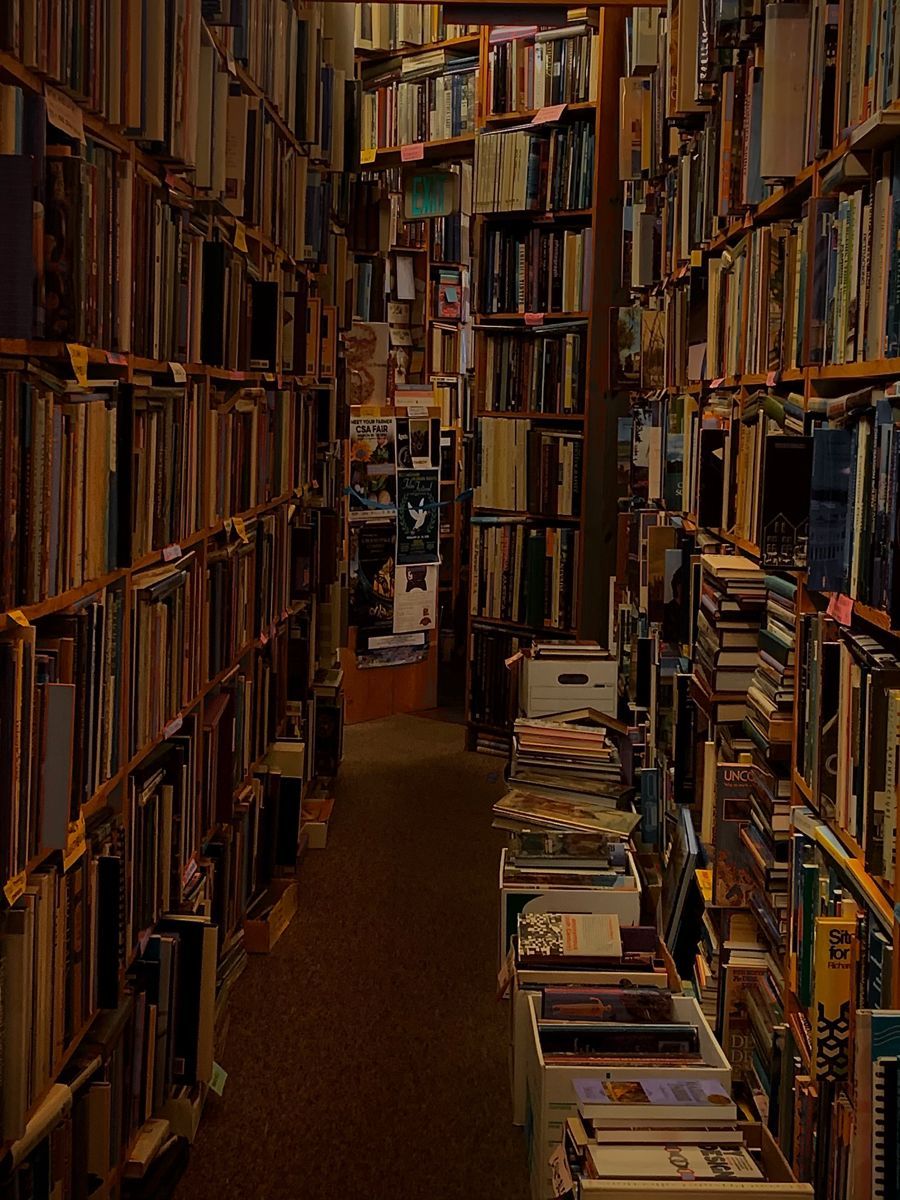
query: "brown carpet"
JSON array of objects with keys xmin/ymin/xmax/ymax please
[{"xmin": 174, "ymin": 713, "xmax": 530, "ymax": 1200}]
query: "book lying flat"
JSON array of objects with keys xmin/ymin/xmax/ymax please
[
  {"xmin": 574, "ymin": 1076, "xmax": 737, "ymax": 1123},
  {"xmin": 585, "ymin": 1139, "xmax": 763, "ymax": 1181},
  {"xmin": 494, "ymin": 790, "xmax": 641, "ymax": 837}
]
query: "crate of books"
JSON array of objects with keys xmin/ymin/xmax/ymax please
[{"xmin": 519, "ymin": 916, "xmax": 730, "ymax": 1200}]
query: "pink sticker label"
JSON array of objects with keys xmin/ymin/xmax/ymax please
[
  {"xmin": 532, "ymin": 103, "xmax": 567, "ymax": 125},
  {"xmin": 106, "ymin": 351, "xmax": 128, "ymax": 365},
  {"xmin": 524, "ymin": 312, "xmax": 545, "ymax": 327},
  {"xmin": 505, "ymin": 650, "xmax": 524, "ymax": 668},
  {"xmin": 163, "ymin": 716, "xmax": 183, "ymax": 738},
  {"xmin": 766, "ymin": 371, "xmax": 778, "ymax": 387},
  {"xmin": 162, "ymin": 543, "xmax": 182, "ymax": 562},
  {"xmin": 711, "ymin": 377, "xmax": 725, "ymax": 388},
  {"xmin": 827, "ymin": 593, "xmax": 854, "ymax": 625},
  {"xmin": 400, "ymin": 142, "xmax": 425, "ymax": 162}
]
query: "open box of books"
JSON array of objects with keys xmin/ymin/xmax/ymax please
[
  {"xmin": 566, "ymin": 1119, "xmax": 813, "ymax": 1197},
  {"xmin": 509, "ymin": 925, "xmax": 678, "ymax": 1126},
  {"xmin": 498, "ymin": 845, "xmax": 643, "ymax": 970},
  {"xmin": 523, "ymin": 989, "xmax": 730, "ymax": 1200},
  {"xmin": 243, "ymin": 880, "xmax": 299, "ymax": 954}
]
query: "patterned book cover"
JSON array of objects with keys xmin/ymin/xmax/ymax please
[{"xmin": 811, "ymin": 915, "xmax": 855, "ymax": 1081}]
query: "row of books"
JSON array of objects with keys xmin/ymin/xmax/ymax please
[
  {"xmin": 470, "ymin": 520, "xmax": 580, "ymax": 632},
  {"xmin": 473, "ymin": 123, "xmax": 595, "ymax": 214},
  {"xmin": 359, "ymin": 49, "xmax": 476, "ymax": 151},
  {"xmin": 485, "ymin": 23, "xmax": 598, "ymax": 115},
  {"xmin": 477, "ymin": 325, "xmax": 586, "ymax": 415},
  {"xmin": 354, "ymin": 4, "xmax": 475, "ymax": 53},
  {"xmin": 474, "ymin": 419, "xmax": 584, "ymax": 518},
  {"xmin": 478, "ymin": 226, "xmax": 593, "ymax": 316}
]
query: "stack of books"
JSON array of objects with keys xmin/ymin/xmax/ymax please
[
  {"xmin": 694, "ymin": 554, "xmax": 767, "ymax": 700},
  {"xmin": 507, "ymin": 712, "xmax": 630, "ymax": 806}
]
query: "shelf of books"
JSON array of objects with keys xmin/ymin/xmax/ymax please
[
  {"xmin": 605, "ymin": 0, "xmax": 900, "ymax": 1194},
  {"xmin": 0, "ymin": 3, "xmax": 350, "ymax": 1191},
  {"xmin": 466, "ymin": 9, "xmax": 623, "ymax": 753},
  {"xmin": 345, "ymin": 3, "xmax": 476, "ymax": 716}
]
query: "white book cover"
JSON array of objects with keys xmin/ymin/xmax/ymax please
[{"xmin": 587, "ymin": 1140, "xmax": 763, "ymax": 1181}]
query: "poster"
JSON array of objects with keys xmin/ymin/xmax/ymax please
[
  {"xmin": 345, "ymin": 322, "xmax": 389, "ymax": 405},
  {"xmin": 396, "ymin": 469, "xmax": 440, "ymax": 564},
  {"xmin": 393, "ymin": 563, "xmax": 438, "ymax": 633},
  {"xmin": 349, "ymin": 415, "xmax": 396, "ymax": 517},
  {"xmin": 348, "ymin": 521, "xmax": 395, "ymax": 630},
  {"xmin": 396, "ymin": 415, "xmax": 440, "ymax": 471}
]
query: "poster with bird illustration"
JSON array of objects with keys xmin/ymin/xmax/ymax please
[{"xmin": 396, "ymin": 470, "xmax": 440, "ymax": 564}]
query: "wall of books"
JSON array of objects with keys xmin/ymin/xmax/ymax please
[
  {"xmin": 345, "ymin": 4, "xmax": 477, "ymax": 718},
  {"xmin": 0, "ymin": 2, "xmax": 351, "ymax": 1191},
  {"xmin": 607, "ymin": 0, "xmax": 900, "ymax": 1193}
]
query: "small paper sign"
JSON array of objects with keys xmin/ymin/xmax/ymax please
[
  {"xmin": 400, "ymin": 142, "xmax": 425, "ymax": 162},
  {"xmin": 233, "ymin": 221, "xmax": 249, "ymax": 253},
  {"xmin": 63, "ymin": 816, "xmax": 86, "ymax": 872},
  {"xmin": 45, "ymin": 85, "xmax": 85, "ymax": 142},
  {"xmin": 766, "ymin": 370, "xmax": 778, "ymax": 386},
  {"xmin": 209, "ymin": 1062, "xmax": 228, "ymax": 1096},
  {"xmin": 690, "ymin": 249, "xmax": 703, "ymax": 268},
  {"xmin": 405, "ymin": 404, "xmax": 430, "ymax": 418},
  {"xmin": 233, "ymin": 516, "xmax": 250, "ymax": 543},
  {"xmin": 163, "ymin": 716, "xmax": 183, "ymax": 738},
  {"xmin": 524, "ymin": 312, "xmax": 544, "ymax": 327},
  {"xmin": 827, "ymin": 593, "xmax": 854, "ymax": 626},
  {"xmin": 360, "ymin": 148, "xmax": 377, "ymax": 164},
  {"xmin": 505, "ymin": 650, "xmax": 524, "ymax": 668},
  {"xmin": 3, "ymin": 871, "xmax": 26, "ymax": 907},
  {"xmin": 169, "ymin": 361, "xmax": 187, "ymax": 384},
  {"xmin": 549, "ymin": 1144, "xmax": 574, "ymax": 1196},
  {"xmin": 532, "ymin": 103, "xmax": 567, "ymax": 125},
  {"xmin": 711, "ymin": 376, "xmax": 725, "ymax": 388},
  {"xmin": 162, "ymin": 543, "xmax": 183, "ymax": 562},
  {"xmin": 8, "ymin": 609, "xmax": 29, "ymax": 628},
  {"xmin": 106, "ymin": 351, "xmax": 128, "ymax": 366},
  {"xmin": 67, "ymin": 343, "xmax": 90, "ymax": 387},
  {"xmin": 744, "ymin": 210, "xmax": 754, "ymax": 228}
]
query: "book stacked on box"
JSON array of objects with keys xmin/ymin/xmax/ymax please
[{"xmin": 693, "ymin": 554, "xmax": 766, "ymax": 700}]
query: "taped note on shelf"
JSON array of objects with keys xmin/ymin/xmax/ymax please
[
  {"xmin": 549, "ymin": 1145, "xmax": 574, "ymax": 1196},
  {"xmin": 163, "ymin": 716, "xmax": 183, "ymax": 739},
  {"xmin": 233, "ymin": 516, "xmax": 250, "ymax": 543},
  {"xmin": 63, "ymin": 816, "xmax": 86, "ymax": 872},
  {"xmin": 3, "ymin": 871, "xmax": 26, "ymax": 907},
  {"xmin": 8, "ymin": 609, "xmax": 29, "ymax": 628},
  {"xmin": 210, "ymin": 1062, "xmax": 228, "ymax": 1096},
  {"xmin": 360, "ymin": 147, "xmax": 377, "ymax": 164},
  {"xmin": 233, "ymin": 221, "xmax": 249, "ymax": 253},
  {"xmin": 766, "ymin": 370, "xmax": 778, "ymax": 387},
  {"xmin": 532, "ymin": 103, "xmax": 567, "ymax": 125},
  {"xmin": 827, "ymin": 593, "xmax": 854, "ymax": 626},
  {"xmin": 67, "ymin": 343, "xmax": 89, "ymax": 387},
  {"xmin": 169, "ymin": 361, "xmax": 187, "ymax": 384},
  {"xmin": 505, "ymin": 650, "xmax": 524, "ymax": 669},
  {"xmin": 162, "ymin": 544, "xmax": 183, "ymax": 563},
  {"xmin": 524, "ymin": 312, "xmax": 544, "ymax": 327},
  {"xmin": 400, "ymin": 142, "xmax": 425, "ymax": 162},
  {"xmin": 106, "ymin": 351, "xmax": 128, "ymax": 366},
  {"xmin": 45, "ymin": 85, "xmax": 85, "ymax": 142},
  {"xmin": 711, "ymin": 377, "xmax": 725, "ymax": 388}
]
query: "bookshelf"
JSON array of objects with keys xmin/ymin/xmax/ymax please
[
  {"xmin": 466, "ymin": 10, "xmax": 625, "ymax": 753},
  {"xmin": 613, "ymin": 0, "xmax": 900, "ymax": 1192},
  {"xmin": 0, "ymin": 3, "xmax": 350, "ymax": 1190}
]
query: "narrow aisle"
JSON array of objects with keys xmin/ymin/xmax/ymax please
[{"xmin": 175, "ymin": 714, "xmax": 530, "ymax": 1200}]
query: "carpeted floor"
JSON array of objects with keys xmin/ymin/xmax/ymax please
[{"xmin": 174, "ymin": 713, "xmax": 530, "ymax": 1200}]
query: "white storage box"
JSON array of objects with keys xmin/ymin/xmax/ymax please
[
  {"xmin": 509, "ymin": 948, "xmax": 677, "ymax": 1127},
  {"xmin": 524, "ymin": 992, "xmax": 731, "ymax": 1200},
  {"xmin": 499, "ymin": 848, "xmax": 642, "ymax": 970},
  {"xmin": 521, "ymin": 656, "xmax": 618, "ymax": 718}
]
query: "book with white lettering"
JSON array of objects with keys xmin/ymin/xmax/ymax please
[{"xmin": 585, "ymin": 1140, "xmax": 763, "ymax": 1181}]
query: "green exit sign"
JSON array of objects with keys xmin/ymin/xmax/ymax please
[{"xmin": 403, "ymin": 169, "xmax": 460, "ymax": 220}]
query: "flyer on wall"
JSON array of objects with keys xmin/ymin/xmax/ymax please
[
  {"xmin": 396, "ymin": 469, "xmax": 440, "ymax": 564},
  {"xmin": 349, "ymin": 415, "xmax": 396, "ymax": 517},
  {"xmin": 393, "ymin": 563, "xmax": 438, "ymax": 633}
]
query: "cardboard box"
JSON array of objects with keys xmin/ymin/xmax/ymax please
[
  {"xmin": 499, "ymin": 847, "xmax": 643, "ymax": 970},
  {"xmin": 301, "ymin": 797, "xmax": 334, "ymax": 848},
  {"xmin": 160, "ymin": 1085, "xmax": 205, "ymax": 1142},
  {"xmin": 521, "ymin": 656, "xmax": 618, "ymax": 718},
  {"xmin": 524, "ymin": 992, "xmax": 730, "ymax": 1200},
  {"xmin": 509, "ymin": 943, "xmax": 679, "ymax": 1126},
  {"xmin": 243, "ymin": 880, "xmax": 299, "ymax": 953},
  {"xmin": 573, "ymin": 1122, "xmax": 813, "ymax": 1197}
]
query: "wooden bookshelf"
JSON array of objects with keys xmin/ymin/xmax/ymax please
[{"xmin": 0, "ymin": 2, "xmax": 349, "ymax": 1183}]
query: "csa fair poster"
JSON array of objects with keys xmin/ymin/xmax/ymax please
[
  {"xmin": 349, "ymin": 415, "xmax": 396, "ymax": 518},
  {"xmin": 396, "ymin": 469, "xmax": 440, "ymax": 564}
]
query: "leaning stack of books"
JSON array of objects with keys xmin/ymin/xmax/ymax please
[{"xmin": 694, "ymin": 554, "xmax": 767, "ymax": 702}]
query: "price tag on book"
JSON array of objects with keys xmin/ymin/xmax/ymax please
[
  {"xmin": 63, "ymin": 816, "xmax": 86, "ymax": 872},
  {"xmin": 710, "ymin": 377, "xmax": 725, "ymax": 388},
  {"xmin": 532, "ymin": 103, "xmax": 567, "ymax": 126},
  {"xmin": 827, "ymin": 593, "xmax": 854, "ymax": 626},
  {"xmin": 360, "ymin": 148, "xmax": 377, "ymax": 164},
  {"xmin": 209, "ymin": 1062, "xmax": 228, "ymax": 1096},
  {"xmin": 168, "ymin": 361, "xmax": 187, "ymax": 384},
  {"xmin": 67, "ymin": 343, "xmax": 90, "ymax": 387},
  {"xmin": 766, "ymin": 370, "xmax": 779, "ymax": 387},
  {"xmin": 400, "ymin": 142, "xmax": 425, "ymax": 162},
  {"xmin": 162, "ymin": 543, "xmax": 183, "ymax": 563},
  {"xmin": 497, "ymin": 945, "xmax": 515, "ymax": 999},
  {"xmin": 524, "ymin": 312, "xmax": 544, "ymax": 327},
  {"xmin": 3, "ymin": 870, "xmax": 26, "ymax": 907},
  {"xmin": 549, "ymin": 1144, "xmax": 574, "ymax": 1196},
  {"xmin": 106, "ymin": 351, "xmax": 128, "ymax": 366},
  {"xmin": 233, "ymin": 222, "xmax": 249, "ymax": 254},
  {"xmin": 233, "ymin": 516, "xmax": 250, "ymax": 543}
]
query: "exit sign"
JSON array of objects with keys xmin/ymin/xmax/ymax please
[{"xmin": 403, "ymin": 169, "xmax": 460, "ymax": 220}]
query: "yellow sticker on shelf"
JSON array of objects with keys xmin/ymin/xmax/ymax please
[
  {"xmin": 3, "ymin": 870, "xmax": 26, "ymax": 907},
  {"xmin": 360, "ymin": 148, "xmax": 377, "ymax": 164},
  {"xmin": 690, "ymin": 249, "xmax": 703, "ymax": 268},
  {"xmin": 8, "ymin": 609, "xmax": 29, "ymax": 627},
  {"xmin": 232, "ymin": 516, "xmax": 250, "ymax": 543},
  {"xmin": 63, "ymin": 816, "xmax": 86, "ymax": 872},
  {"xmin": 67, "ymin": 343, "xmax": 89, "ymax": 387},
  {"xmin": 234, "ymin": 222, "xmax": 249, "ymax": 254}
]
